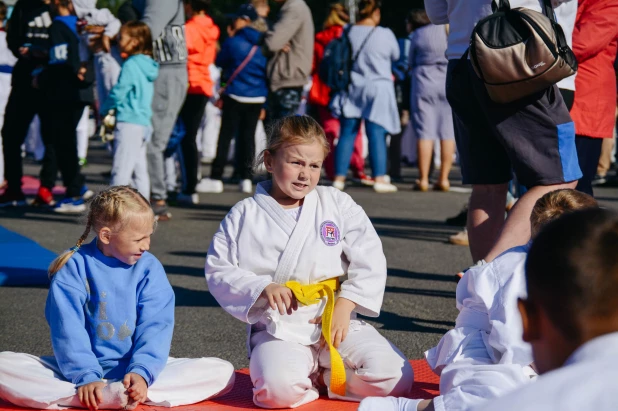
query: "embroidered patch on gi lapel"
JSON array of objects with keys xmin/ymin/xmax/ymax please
[{"xmin": 320, "ymin": 221, "xmax": 341, "ymax": 246}]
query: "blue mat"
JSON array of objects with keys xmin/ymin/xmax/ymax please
[{"xmin": 0, "ymin": 226, "xmax": 56, "ymax": 286}]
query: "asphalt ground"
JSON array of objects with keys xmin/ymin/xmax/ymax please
[{"xmin": 1, "ymin": 140, "xmax": 617, "ymax": 370}]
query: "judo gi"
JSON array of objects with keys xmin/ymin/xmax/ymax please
[{"xmin": 206, "ymin": 180, "xmax": 414, "ymax": 408}]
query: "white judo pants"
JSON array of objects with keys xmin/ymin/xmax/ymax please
[
  {"xmin": 0, "ymin": 352, "xmax": 235, "ymax": 409},
  {"xmin": 249, "ymin": 320, "xmax": 414, "ymax": 409},
  {"xmin": 111, "ymin": 122, "xmax": 151, "ymax": 199}
]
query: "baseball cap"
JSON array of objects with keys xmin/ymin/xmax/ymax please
[{"xmin": 227, "ymin": 3, "xmax": 259, "ymax": 22}]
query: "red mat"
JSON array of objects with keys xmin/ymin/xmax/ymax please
[
  {"xmin": 0, "ymin": 360, "xmax": 438, "ymax": 410},
  {"xmin": 0, "ymin": 176, "xmax": 66, "ymax": 196}
]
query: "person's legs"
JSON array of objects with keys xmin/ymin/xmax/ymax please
[
  {"xmin": 236, "ymin": 102, "xmax": 261, "ymax": 180},
  {"xmin": 249, "ymin": 331, "xmax": 319, "ymax": 409},
  {"xmin": 351, "ymin": 127, "xmax": 366, "ymax": 175},
  {"xmin": 111, "ymin": 123, "xmax": 143, "ymax": 188},
  {"xmin": 416, "ymin": 139, "xmax": 434, "ymax": 189},
  {"xmin": 438, "ymin": 139, "xmax": 455, "ymax": 188},
  {"xmin": 37, "ymin": 106, "xmax": 58, "ymax": 192},
  {"xmin": 318, "ymin": 106, "xmax": 339, "ymax": 180},
  {"xmin": 364, "ymin": 120, "xmax": 389, "ymax": 182},
  {"xmin": 575, "ymin": 135, "xmax": 603, "ymax": 196},
  {"xmin": 597, "ymin": 136, "xmax": 614, "ymax": 178},
  {"xmin": 320, "ymin": 320, "xmax": 414, "ymax": 401},
  {"xmin": 179, "ymin": 94, "xmax": 208, "ymax": 195},
  {"xmin": 132, "ymin": 126, "xmax": 151, "ymax": 200},
  {"xmin": 1, "ymin": 85, "xmax": 38, "ymax": 194},
  {"xmin": 76, "ymin": 106, "xmax": 90, "ymax": 161},
  {"xmin": 467, "ymin": 183, "xmax": 509, "ymax": 262},
  {"xmin": 210, "ymin": 96, "xmax": 241, "ymax": 181},
  {"xmin": 148, "ymin": 66, "xmax": 188, "ymax": 202},
  {"xmin": 53, "ymin": 104, "xmax": 86, "ymax": 199},
  {"xmin": 145, "ymin": 357, "xmax": 235, "ymax": 407},
  {"xmin": 334, "ymin": 117, "xmax": 362, "ymax": 182}
]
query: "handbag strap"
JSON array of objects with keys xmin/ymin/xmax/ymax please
[
  {"xmin": 493, "ymin": 0, "xmax": 556, "ymax": 23},
  {"xmin": 351, "ymin": 25, "xmax": 378, "ymax": 63},
  {"xmin": 220, "ymin": 45, "xmax": 259, "ymax": 96}
]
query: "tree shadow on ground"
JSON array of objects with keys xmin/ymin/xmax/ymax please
[
  {"xmin": 385, "ymin": 286, "xmax": 455, "ymax": 299},
  {"xmin": 370, "ymin": 216, "xmax": 461, "ymax": 243},
  {"xmin": 173, "ymin": 286, "xmax": 220, "ymax": 308},
  {"xmin": 388, "ymin": 268, "xmax": 459, "ymax": 283},
  {"xmin": 363, "ymin": 311, "xmax": 454, "ymax": 333}
]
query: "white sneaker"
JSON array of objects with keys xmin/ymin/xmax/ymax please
[
  {"xmin": 239, "ymin": 179, "xmax": 252, "ymax": 194},
  {"xmin": 177, "ymin": 192, "xmax": 199, "ymax": 205},
  {"xmin": 383, "ymin": 175, "xmax": 391, "ymax": 184},
  {"xmin": 332, "ymin": 180, "xmax": 345, "ymax": 191},
  {"xmin": 373, "ymin": 181, "xmax": 398, "ymax": 193},
  {"xmin": 359, "ymin": 396, "xmax": 421, "ymax": 411},
  {"xmin": 195, "ymin": 178, "xmax": 223, "ymax": 193}
]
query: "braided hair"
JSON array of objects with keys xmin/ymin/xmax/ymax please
[{"xmin": 48, "ymin": 186, "xmax": 154, "ymax": 277}]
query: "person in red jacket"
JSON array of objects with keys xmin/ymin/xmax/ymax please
[
  {"xmin": 309, "ymin": 3, "xmax": 370, "ymax": 186},
  {"xmin": 570, "ymin": 0, "xmax": 618, "ymax": 196},
  {"xmin": 177, "ymin": 0, "xmax": 219, "ymax": 205}
]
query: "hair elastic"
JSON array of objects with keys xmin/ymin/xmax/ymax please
[{"xmin": 70, "ymin": 245, "xmax": 80, "ymax": 252}]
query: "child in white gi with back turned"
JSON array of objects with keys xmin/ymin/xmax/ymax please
[
  {"xmin": 476, "ymin": 208, "xmax": 618, "ymax": 411},
  {"xmin": 0, "ymin": 186, "xmax": 235, "ymax": 410},
  {"xmin": 206, "ymin": 115, "xmax": 414, "ymax": 409},
  {"xmin": 360, "ymin": 189, "xmax": 598, "ymax": 411}
]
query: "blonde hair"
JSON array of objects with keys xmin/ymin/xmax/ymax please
[
  {"xmin": 48, "ymin": 186, "xmax": 155, "ymax": 277},
  {"xmin": 530, "ymin": 189, "xmax": 598, "ymax": 237},
  {"xmin": 324, "ymin": 3, "xmax": 350, "ymax": 29},
  {"xmin": 257, "ymin": 115, "xmax": 330, "ymax": 169}
]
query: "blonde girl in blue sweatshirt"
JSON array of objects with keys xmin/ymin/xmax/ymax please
[
  {"xmin": 100, "ymin": 22, "xmax": 158, "ymax": 200},
  {"xmin": 0, "ymin": 186, "xmax": 235, "ymax": 410}
]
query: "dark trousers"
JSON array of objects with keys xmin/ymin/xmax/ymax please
[
  {"xmin": 575, "ymin": 135, "xmax": 603, "ymax": 196},
  {"xmin": 179, "ymin": 93, "xmax": 208, "ymax": 194},
  {"xmin": 267, "ymin": 87, "xmax": 303, "ymax": 124},
  {"xmin": 39, "ymin": 102, "xmax": 86, "ymax": 198},
  {"xmin": 1, "ymin": 82, "xmax": 43, "ymax": 193},
  {"xmin": 211, "ymin": 96, "xmax": 262, "ymax": 180}
]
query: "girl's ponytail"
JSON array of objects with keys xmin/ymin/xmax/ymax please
[{"xmin": 48, "ymin": 215, "xmax": 93, "ymax": 278}]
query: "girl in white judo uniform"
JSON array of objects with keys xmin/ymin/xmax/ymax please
[
  {"xmin": 360, "ymin": 189, "xmax": 598, "ymax": 411},
  {"xmin": 477, "ymin": 208, "xmax": 618, "ymax": 411},
  {"xmin": 0, "ymin": 186, "xmax": 235, "ymax": 410},
  {"xmin": 206, "ymin": 115, "xmax": 414, "ymax": 409}
]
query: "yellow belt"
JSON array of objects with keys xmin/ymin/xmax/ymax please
[{"xmin": 285, "ymin": 278, "xmax": 346, "ymax": 396}]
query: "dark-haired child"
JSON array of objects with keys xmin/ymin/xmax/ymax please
[
  {"xmin": 360, "ymin": 189, "xmax": 598, "ymax": 411},
  {"xmin": 476, "ymin": 207, "xmax": 618, "ymax": 411}
]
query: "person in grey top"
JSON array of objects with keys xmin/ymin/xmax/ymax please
[
  {"xmin": 407, "ymin": 10, "xmax": 455, "ymax": 193},
  {"xmin": 133, "ymin": 0, "xmax": 188, "ymax": 220},
  {"xmin": 331, "ymin": 0, "xmax": 399, "ymax": 193},
  {"xmin": 263, "ymin": 0, "xmax": 314, "ymax": 121}
]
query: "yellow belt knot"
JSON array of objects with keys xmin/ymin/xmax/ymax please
[{"xmin": 285, "ymin": 278, "xmax": 346, "ymax": 396}]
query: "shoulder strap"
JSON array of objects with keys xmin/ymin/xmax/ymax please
[
  {"xmin": 220, "ymin": 45, "xmax": 259, "ymax": 95},
  {"xmin": 352, "ymin": 26, "xmax": 378, "ymax": 63}
]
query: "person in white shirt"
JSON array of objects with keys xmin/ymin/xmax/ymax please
[
  {"xmin": 205, "ymin": 115, "xmax": 413, "ymax": 409},
  {"xmin": 475, "ymin": 208, "xmax": 618, "ymax": 411},
  {"xmin": 359, "ymin": 189, "xmax": 598, "ymax": 411}
]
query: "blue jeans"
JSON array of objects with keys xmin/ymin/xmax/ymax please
[{"xmin": 335, "ymin": 118, "xmax": 387, "ymax": 178}]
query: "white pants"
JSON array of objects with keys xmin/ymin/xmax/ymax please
[
  {"xmin": 111, "ymin": 122, "xmax": 151, "ymax": 199},
  {"xmin": 0, "ymin": 72, "xmax": 11, "ymax": 183},
  {"xmin": 197, "ymin": 101, "xmax": 220, "ymax": 162},
  {"xmin": 0, "ymin": 352, "xmax": 235, "ymax": 409},
  {"xmin": 76, "ymin": 106, "xmax": 90, "ymax": 160},
  {"xmin": 249, "ymin": 320, "xmax": 414, "ymax": 409}
]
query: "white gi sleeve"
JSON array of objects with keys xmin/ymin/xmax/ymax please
[
  {"xmin": 205, "ymin": 207, "xmax": 273, "ymax": 324},
  {"xmin": 337, "ymin": 192, "xmax": 387, "ymax": 317}
]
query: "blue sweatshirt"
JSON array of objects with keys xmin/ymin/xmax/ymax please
[
  {"xmin": 101, "ymin": 54, "xmax": 159, "ymax": 126},
  {"xmin": 45, "ymin": 238, "xmax": 174, "ymax": 387},
  {"xmin": 215, "ymin": 26, "xmax": 268, "ymax": 99}
]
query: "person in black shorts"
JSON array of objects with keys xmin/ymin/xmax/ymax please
[{"xmin": 426, "ymin": 0, "xmax": 582, "ymax": 264}]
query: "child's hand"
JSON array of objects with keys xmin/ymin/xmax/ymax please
[
  {"xmin": 77, "ymin": 381, "xmax": 106, "ymax": 410},
  {"xmin": 77, "ymin": 66, "xmax": 87, "ymax": 81},
  {"xmin": 102, "ymin": 35, "xmax": 111, "ymax": 53},
  {"xmin": 261, "ymin": 283, "xmax": 298, "ymax": 315},
  {"xmin": 123, "ymin": 373, "xmax": 148, "ymax": 404},
  {"xmin": 330, "ymin": 298, "xmax": 356, "ymax": 348}
]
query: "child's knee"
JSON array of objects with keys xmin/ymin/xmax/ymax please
[
  {"xmin": 359, "ymin": 352, "xmax": 415, "ymax": 397},
  {"xmin": 252, "ymin": 370, "xmax": 315, "ymax": 408}
]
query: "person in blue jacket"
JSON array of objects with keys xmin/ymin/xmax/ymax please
[
  {"xmin": 0, "ymin": 186, "xmax": 235, "ymax": 410},
  {"xmin": 195, "ymin": 3, "xmax": 268, "ymax": 194}
]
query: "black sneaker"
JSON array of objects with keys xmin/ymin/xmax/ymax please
[
  {"xmin": 0, "ymin": 190, "xmax": 27, "ymax": 207},
  {"xmin": 446, "ymin": 205, "xmax": 468, "ymax": 227},
  {"xmin": 592, "ymin": 174, "xmax": 607, "ymax": 186}
]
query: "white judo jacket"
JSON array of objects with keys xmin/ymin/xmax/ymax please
[{"xmin": 206, "ymin": 181, "xmax": 387, "ymax": 347}]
